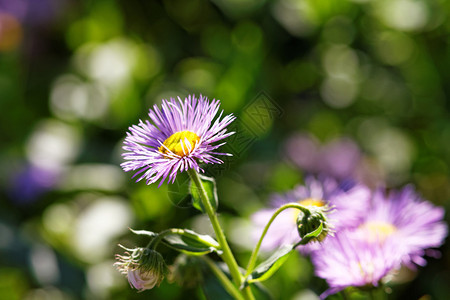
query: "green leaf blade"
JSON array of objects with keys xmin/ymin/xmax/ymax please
[
  {"xmin": 244, "ymin": 244, "xmax": 294, "ymax": 286},
  {"xmin": 168, "ymin": 173, "xmax": 192, "ymax": 208},
  {"xmin": 162, "ymin": 229, "xmax": 222, "ymax": 256}
]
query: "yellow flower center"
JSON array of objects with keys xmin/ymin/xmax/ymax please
[
  {"xmin": 359, "ymin": 221, "xmax": 397, "ymax": 243},
  {"xmin": 356, "ymin": 261, "xmax": 375, "ymax": 282},
  {"xmin": 298, "ymin": 198, "xmax": 326, "ymax": 207},
  {"xmin": 158, "ymin": 131, "xmax": 201, "ymax": 157},
  {"xmin": 293, "ymin": 198, "xmax": 325, "ymax": 222}
]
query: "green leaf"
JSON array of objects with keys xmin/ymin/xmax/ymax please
[
  {"xmin": 189, "ymin": 174, "xmax": 218, "ymax": 213},
  {"xmin": 200, "ymin": 261, "xmax": 234, "ymax": 300},
  {"xmin": 244, "ymin": 244, "xmax": 294, "ymax": 286},
  {"xmin": 163, "ymin": 229, "xmax": 222, "ymax": 256},
  {"xmin": 168, "ymin": 172, "xmax": 192, "ymax": 209}
]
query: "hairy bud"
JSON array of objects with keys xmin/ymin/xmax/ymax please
[{"xmin": 115, "ymin": 246, "xmax": 169, "ymax": 292}]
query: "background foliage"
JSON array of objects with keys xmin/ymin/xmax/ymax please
[{"xmin": 1, "ymin": 0, "xmax": 449, "ymax": 299}]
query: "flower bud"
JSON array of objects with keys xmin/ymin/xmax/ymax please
[
  {"xmin": 296, "ymin": 206, "xmax": 331, "ymax": 243},
  {"xmin": 115, "ymin": 246, "xmax": 169, "ymax": 292},
  {"xmin": 127, "ymin": 267, "xmax": 161, "ymax": 291}
]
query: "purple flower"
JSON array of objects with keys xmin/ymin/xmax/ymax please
[
  {"xmin": 251, "ymin": 176, "xmax": 371, "ymax": 251},
  {"xmin": 284, "ymin": 134, "xmax": 362, "ymax": 180},
  {"xmin": 311, "ymin": 230, "xmax": 402, "ymax": 298},
  {"xmin": 311, "ymin": 185, "xmax": 447, "ymax": 298},
  {"xmin": 0, "ymin": 0, "xmax": 67, "ymax": 26},
  {"xmin": 121, "ymin": 95, "xmax": 235, "ymax": 186},
  {"xmin": 284, "ymin": 133, "xmax": 385, "ymax": 188},
  {"xmin": 8, "ymin": 163, "xmax": 59, "ymax": 204},
  {"xmin": 358, "ymin": 186, "xmax": 448, "ymax": 268}
]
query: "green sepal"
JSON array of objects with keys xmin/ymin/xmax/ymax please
[
  {"xmin": 297, "ymin": 221, "xmax": 324, "ymax": 246},
  {"xmin": 189, "ymin": 174, "xmax": 218, "ymax": 213},
  {"xmin": 162, "ymin": 229, "xmax": 222, "ymax": 256},
  {"xmin": 303, "ymin": 221, "xmax": 323, "ymax": 238}
]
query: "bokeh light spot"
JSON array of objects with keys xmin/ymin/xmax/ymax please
[{"xmin": 378, "ymin": 0, "xmax": 428, "ymax": 32}]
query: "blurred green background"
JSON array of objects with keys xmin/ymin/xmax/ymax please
[{"xmin": 1, "ymin": 0, "xmax": 449, "ymax": 299}]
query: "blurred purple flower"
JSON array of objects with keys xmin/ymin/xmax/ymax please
[
  {"xmin": 251, "ymin": 176, "xmax": 371, "ymax": 252},
  {"xmin": 0, "ymin": 0, "xmax": 66, "ymax": 26},
  {"xmin": 359, "ymin": 186, "xmax": 448, "ymax": 269},
  {"xmin": 284, "ymin": 133, "xmax": 361, "ymax": 180},
  {"xmin": 9, "ymin": 164, "xmax": 59, "ymax": 204},
  {"xmin": 311, "ymin": 185, "xmax": 447, "ymax": 298},
  {"xmin": 121, "ymin": 95, "xmax": 235, "ymax": 186},
  {"xmin": 0, "ymin": 0, "xmax": 70, "ymax": 54},
  {"xmin": 0, "ymin": 1, "xmax": 27, "ymax": 20},
  {"xmin": 311, "ymin": 230, "xmax": 402, "ymax": 299},
  {"xmin": 0, "ymin": 11, "xmax": 22, "ymax": 51},
  {"xmin": 284, "ymin": 133, "xmax": 386, "ymax": 188}
]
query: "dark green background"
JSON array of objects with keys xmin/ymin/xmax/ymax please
[{"xmin": 1, "ymin": 0, "xmax": 449, "ymax": 299}]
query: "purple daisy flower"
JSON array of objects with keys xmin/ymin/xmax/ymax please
[
  {"xmin": 251, "ymin": 176, "xmax": 371, "ymax": 251},
  {"xmin": 311, "ymin": 185, "xmax": 447, "ymax": 298},
  {"xmin": 121, "ymin": 95, "xmax": 235, "ymax": 186},
  {"xmin": 311, "ymin": 230, "xmax": 402, "ymax": 299},
  {"xmin": 357, "ymin": 186, "xmax": 448, "ymax": 268}
]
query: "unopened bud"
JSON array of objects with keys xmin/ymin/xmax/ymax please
[
  {"xmin": 296, "ymin": 206, "xmax": 331, "ymax": 244},
  {"xmin": 115, "ymin": 246, "xmax": 169, "ymax": 292}
]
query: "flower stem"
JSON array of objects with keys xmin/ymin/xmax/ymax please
[
  {"xmin": 369, "ymin": 288, "xmax": 387, "ymax": 300},
  {"xmin": 187, "ymin": 169, "xmax": 254, "ymax": 300},
  {"xmin": 147, "ymin": 228, "xmax": 183, "ymax": 249},
  {"xmin": 202, "ymin": 257, "xmax": 245, "ymax": 300},
  {"xmin": 242, "ymin": 286, "xmax": 255, "ymax": 300},
  {"xmin": 245, "ymin": 203, "xmax": 310, "ymax": 277},
  {"xmin": 341, "ymin": 289, "xmax": 350, "ymax": 300}
]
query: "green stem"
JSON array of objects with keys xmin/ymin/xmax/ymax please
[
  {"xmin": 147, "ymin": 228, "xmax": 183, "ymax": 249},
  {"xmin": 202, "ymin": 257, "xmax": 245, "ymax": 300},
  {"xmin": 369, "ymin": 288, "xmax": 387, "ymax": 300},
  {"xmin": 244, "ymin": 203, "xmax": 310, "ymax": 277},
  {"xmin": 187, "ymin": 169, "xmax": 253, "ymax": 300},
  {"xmin": 341, "ymin": 289, "xmax": 350, "ymax": 300},
  {"xmin": 242, "ymin": 286, "xmax": 255, "ymax": 300}
]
